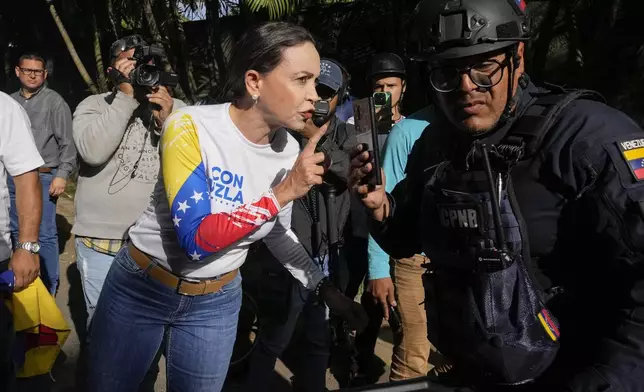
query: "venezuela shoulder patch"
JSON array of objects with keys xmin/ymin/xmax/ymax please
[{"xmin": 618, "ymin": 138, "xmax": 644, "ymax": 181}]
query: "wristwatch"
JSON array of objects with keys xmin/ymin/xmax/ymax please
[{"xmin": 16, "ymin": 242, "xmax": 41, "ymax": 254}]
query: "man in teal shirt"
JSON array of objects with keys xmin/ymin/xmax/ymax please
[{"xmin": 367, "ymin": 105, "xmax": 434, "ymax": 380}]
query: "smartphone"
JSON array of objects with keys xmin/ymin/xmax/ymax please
[
  {"xmin": 373, "ymin": 91, "xmax": 391, "ymax": 109},
  {"xmin": 388, "ymin": 304, "xmax": 402, "ymax": 334},
  {"xmin": 352, "ymin": 96, "xmax": 382, "ymax": 186}
]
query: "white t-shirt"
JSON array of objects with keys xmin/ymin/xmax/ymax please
[
  {"xmin": 129, "ymin": 104, "xmax": 326, "ymax": 289},
  {"xmin": 0, "ymin": 92, "xmax": 45, "ymax": 261}
]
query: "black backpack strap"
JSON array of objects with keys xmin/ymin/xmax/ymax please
[
  {"xmin": 498, "ymin": 88, "xmax": 604, "ymax": 299},
  {"xmin": 501, "ymin": 89, "xmax": 605, "ymax": 159}
]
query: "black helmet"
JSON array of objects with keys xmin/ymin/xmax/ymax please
[
  {"xmin": 368, "ymin": 53, "xmax": 406, "ymax": 80},
  {"xmin": 410, "ymin": 0, "xmax": 530, "ymax": 62}
]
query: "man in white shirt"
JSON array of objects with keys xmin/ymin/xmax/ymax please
[{"xmin": 0, "ymin": 91, "xmax": 46, "ymax": 392}]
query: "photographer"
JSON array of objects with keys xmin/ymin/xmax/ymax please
[
  {"xmin": 366, "ymin": 56, "xmax": 435, "ymax": 382},
  {"xmin": 370, "ymin": 53, "xmax": 407, "ymax": 125},
  {"xmin": 72, "ymin": 34, "xmax": 185, "ymax": 331},
  {"xmin": 344, "ymin": 53, "xmax": 409, "ymax": 381},
  {"xmin": 244, "ymin": 58, "xmax": 358, "ymax": 392}
]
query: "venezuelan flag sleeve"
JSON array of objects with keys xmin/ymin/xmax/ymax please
[{"xmin": 161, "ymin": 112, "xmax": 282, "ymax": 261}]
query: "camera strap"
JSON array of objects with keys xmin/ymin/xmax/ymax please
[{"xmin": 107, "ymin": 67, "xmax": 130, "ymax": 86}]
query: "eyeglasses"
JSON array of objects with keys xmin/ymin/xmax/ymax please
[
  {"xmin": 429, "ymin": 59, "xmax": 506, "ymax": 93},
  {"xmin": 19, "ymin": 68, "xmax": 46, "ymax": 77}
]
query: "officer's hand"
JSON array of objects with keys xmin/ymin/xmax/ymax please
[
  {"xmin": 348, "ymin": 143, "xmax": 388, "ymax": 221},
  {"xmin": 110, "ymin": 57, "xmax": 137, "ymax": 97},
  {"xmin": 9, "ymin": 249, "xmax": 39, "ymax": 292},
  {"xmin": 148, "ymin": 86, "xmax": 174, "ymax": 127},
  {"xmin": 368, "ymin": 277, "xmax": 396, "ymax": 320},
  {"xmin": 319, "ymin": 280, "xmax": 368, "ymax": 333}
]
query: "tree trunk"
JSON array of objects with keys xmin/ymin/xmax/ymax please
[
  {"xmin": 92, "ymin": 19, "xmax": 108, "ymax": 92},
  {"xmin": 106, "ymin": 0, "xmax": 121, "ymax": 40},
  {"xmin": 205, "ymin": 0, "xmax": 227, "ymax": 89},
  {"xmin": 89, "ymin": 0, "xmax": 109, "ymax": 93},
  {"xmin": 47, "ymin": 1, "xmax": 99, "ymax": 94},
  {"xmin": 141, "ymin": 0, "xmax": 187, "ymax": 101}
]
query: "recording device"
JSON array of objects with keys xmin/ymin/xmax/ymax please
[
  {"xmin": 352, "ymin": 97, "xmax": 382, "ymax": 186},
  {"xmin": 373, "ymin": 92, "xmax": 394, "ymax": 134},
  {"xmin": 388, "ymin": 305, "xmax": 402, "ymax": 334},
  {"xmin": 373, "ymin": 91, "xmax": 391, "ymax": 109},
  {"xmin": 128, "ymin": 44, "xmax": 179, "ymax": 88},
  {"xmin": 312, "ymin": 100, "xmax": 331, "ymax": 127}
]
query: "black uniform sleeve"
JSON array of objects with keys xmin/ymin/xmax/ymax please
[
  {"xmin": 550, "ymin": 100, "xmax": 644, "ymax": 391},
  {"xmin": 368, "ymin": 173, "xmax": 425, "ymax": 260}
]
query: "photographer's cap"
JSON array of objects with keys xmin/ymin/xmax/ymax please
[
  {"xmin": 318, "ymin": 59, "xmax": 343, "ymax": 93},
  {"xmin": 110, "ymin": 35, "xmax": 148, "ymax": 61}
]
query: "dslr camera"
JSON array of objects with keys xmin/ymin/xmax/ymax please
[{"xmin": 129, "ymin": 44, "xmax": 180, "ymax": 88}]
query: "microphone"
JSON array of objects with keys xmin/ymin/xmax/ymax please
[{"xmin": 312, "ymin": 100, "xmax": 331, "ymax": 127}]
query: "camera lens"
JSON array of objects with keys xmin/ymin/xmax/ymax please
[
  {"xmin": 139, "ymin": 69, "xmax": 153, "ymax": 83},
  {"xmin": 133, "ymin": 65, "xmax": 159, "ymax": 87}
]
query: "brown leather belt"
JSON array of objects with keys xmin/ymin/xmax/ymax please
[
  {"xmin": 39, "ymin": 167, "xmax": 53, "ymax": 173},
  {"xmin": 128, "ymin": 245, "xmax": 237, "ymax": 296}
]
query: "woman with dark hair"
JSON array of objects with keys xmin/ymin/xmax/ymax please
[{"xmin": 87, "ymin": 22, "xmax": 366, "ymax": 392}]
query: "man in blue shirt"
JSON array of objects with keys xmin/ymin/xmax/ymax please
[
  {"xmin": 367, "ymin": 106, "xmax": 435, "ymax": 380},
  {"xmin": 343, "ymin": 54, "xmax": 409, "ymax": 380}
]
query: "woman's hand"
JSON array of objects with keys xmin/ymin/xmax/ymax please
[{"xmin": 273, "ymin": 126, "xmax": 327, "ymax": 207}]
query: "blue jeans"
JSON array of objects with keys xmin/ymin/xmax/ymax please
[
  {"xmin": 74, "ymin": 238, "xmax": 116, "ymax": 331},
  {"xmin": 7, "ymin": 171, "xmax": 59, "ymax": 294},
  {"xmin": 88, "ymin": 245, "xmax": 242, "ymax": 392},
  {"xmin": 245, "ymin": 256, "xmax": 330, "ymax": 392}
]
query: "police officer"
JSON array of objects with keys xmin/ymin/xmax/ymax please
[{"xmin": 350, "ymin": 0, "xmax": 644, "ymax": 390}]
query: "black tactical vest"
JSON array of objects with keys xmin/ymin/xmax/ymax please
[{"xmin": 419, "ymin": 89, "xmax": 604, "ymax": 386}]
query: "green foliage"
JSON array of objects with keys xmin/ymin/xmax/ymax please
[
  {"xmin": 1, "ymin": 0, "xmax": 641, "ymax": 124},
  {"xmin": 246, "ymin": 0, "xmax": 299, "ymax": 19},
  {"xmin": 246, "ymin": 0, "xmax": 355, "ymax": 20}
]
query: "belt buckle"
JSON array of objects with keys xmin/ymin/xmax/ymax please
[{"xmin": 176, "ymin": 277, "xmax": 205, "ymax": 296}]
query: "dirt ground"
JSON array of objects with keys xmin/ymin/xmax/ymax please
[{"xmin": 15, "ymin": 195, "xmax": 395, "ymax": 392}]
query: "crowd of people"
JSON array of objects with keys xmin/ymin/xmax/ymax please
[{"xmin": 2, "ymin": 0, "xmax": 644, "ymax": 391}]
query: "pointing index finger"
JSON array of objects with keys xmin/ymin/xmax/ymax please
[{"xmin": 303, "ymin": 126, "xmax": 326, "ymax": 155}]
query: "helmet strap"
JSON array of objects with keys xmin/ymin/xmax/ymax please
[{"xmin": 499, "ymin": 45, "xmax": 524, "ymax": 124}]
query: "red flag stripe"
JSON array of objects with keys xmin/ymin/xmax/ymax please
[{"xmin": 634, "ymin": 168, "xmax": 644, "ymax": 180}]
